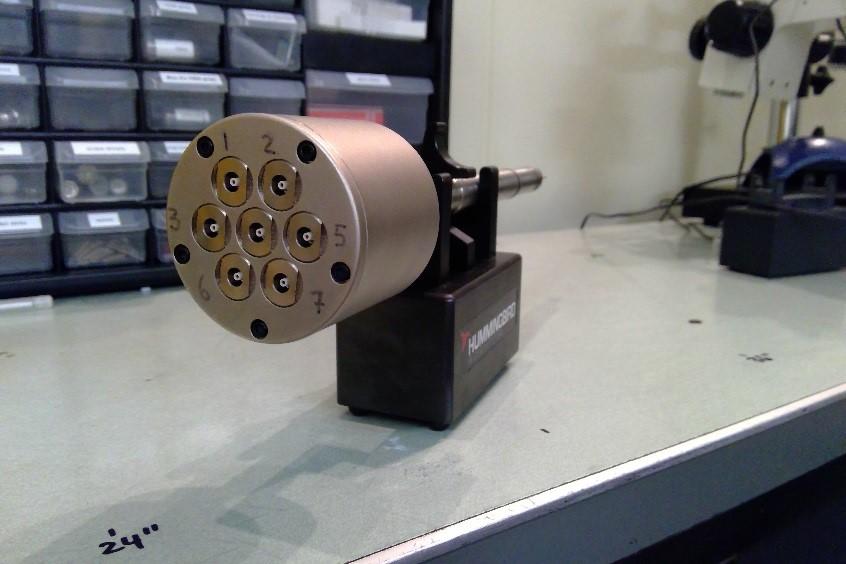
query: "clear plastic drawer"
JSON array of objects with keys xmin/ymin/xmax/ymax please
[{"xmin": 54, "ymin": 141, "xmax": 150, "ymax": 203}]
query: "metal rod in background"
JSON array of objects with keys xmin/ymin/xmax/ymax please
[
  {"xmin": 451, "ymin": 167, "xmax": 544, "ymax": 213},
  {"xmin": 767, "ymin": 98, "xmax": 800, "ymax": 146}
]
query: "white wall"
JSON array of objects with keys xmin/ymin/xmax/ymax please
[{"xmin": 448, "ymin": 1, "xmax": 846, "ymax": 234}]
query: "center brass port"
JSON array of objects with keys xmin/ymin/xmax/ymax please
[
  {"xmin": 237, "ymin": 208, "xmax": 274, "ymax": 257},
  {"xmin": 261, "ymin": 259, "xmax": 301, "ymax": 307},
  {"xmin": 285, "ymin": 212, "xmax": 325, "ymax": 263},
  {"xmin": 259, "ymin": 159, "xmax": 299, "ymax": 211},
  {"xmin": 192, "ymin": 204, "xmax": 228, "ymax": 252},
  {"xmin": 214, "ymin": 157, "xmax": 251, "ymax": 207},
  {"xmin": 216, "ymin": 254, "xmax": 253, "ymax": 301}
]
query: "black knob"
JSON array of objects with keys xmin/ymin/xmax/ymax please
[
  {"xmin": 809, "ymin": 66, "xmax": 835, "ymax": 96},
  {"xmin": 706, "ymin": 1, "xmax": 775, "ymax": 58},
  {"xmin": 809, "ymin": 32, "xmax": 835, "ymax": 64},
  {"xmin": 689, "ymin": 17, "xmax": 709, "ymax": 60}
]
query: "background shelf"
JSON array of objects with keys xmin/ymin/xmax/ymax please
[{"xmin": 0, "ymin": 0, "xmax": 454, "ymax": 299}]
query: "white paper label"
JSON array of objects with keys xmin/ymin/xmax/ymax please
[
  {"xmin": 156, "ymin": 0, "xmax": 197, "ymax": 14},
  {"xmin": 87, "ymin": 212, "xmax": 122, "ymax": 229},
  {"xmin": 346, "ymin": 73, "xmax": 391, "ymax": 88},
  {"xmin": 154, "ymin": 39, "xmax": 195, "ymax": 59},
  {"xmin": 164, "ymin": 141, "xmax": 190, "ymax": 155},
  {"xmin": 0, "ymin": 142, "xmax": 24, "ymax": 157},
  {"xmin": 0, "ymin": 63, "xmax": 20, "ymax": 77},
  {"xmin": 174, "ymin": 108, "xmax": 210, "ymax": 123},
  {"xmin": 55, "ymin": 2, "xmax": 125, "ymax": 16},
  {"xmin": 0, "ymin": 215, "xmax": 42, "ymax": 233},
  {"xmin": 242, "ymin": 9, "xmax": 297, "ymax": 25},
  {"xmin": 159, "ymin": 71, "xmax": 223, "ymax": 86},
  {"xmin": 71, "ymin": 142, "xmax": 141, "ymax": 157}
]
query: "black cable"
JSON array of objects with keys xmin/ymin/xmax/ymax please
[
  {"xmin": 736, "ymin": 0, "xmax": 779, "ymax": 191},
  {"xmin": 580, "ymin": 194, "xmax": 752, "ymax": 230},
  {"xmin": 838, "ymin": 19, "xmax": 846, "ymax": 42},
  {"xmin": 581, "ymin": 194, "xmax": 843, "ymax": 231},
  {"xmin": 659, "ymin": 172, "xmax": 747, "ymax": 221}
]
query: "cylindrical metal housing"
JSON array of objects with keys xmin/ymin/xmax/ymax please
[
  {"xmin": 167, "ymin": 114, "xmax": 439, "ymax": 343},
  {"xmin": 450, "ymin": 167, "xmax": 543, "ymax": 213}
]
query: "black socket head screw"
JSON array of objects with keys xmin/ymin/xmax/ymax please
[
  {"xmin": 297, "ymin": 140, "xmax": 317, "ymax": 164},
  {"xmin": 250, "ymin": 319, "xmax": 269, "ymax": 340},
  {"xmin": 331, "ymin": 262, "xmax": 351, "ymax": 284},
  {"xmin": 196, "ymin": 136, "xmax": 215, "ymax": 159},
  {"xmin": 174, "ymin": 244, "xmax": 191, "ymax": 264}
]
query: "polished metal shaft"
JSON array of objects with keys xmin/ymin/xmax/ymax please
[{"xmin": 450, "ymin": 167, "xmax": 544, "ymax": 213}]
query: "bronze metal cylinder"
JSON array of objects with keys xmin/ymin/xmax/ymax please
[{"xmin": 167, "ymin": 114, "xmax": 440, "ymax": 343}]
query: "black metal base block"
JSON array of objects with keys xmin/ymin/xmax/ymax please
[
  {"xmin": 336, "ymin": 252, "xmax": 521, "ymax": 430},
  {"xmin": 720, "ymin": 206, "xmax": 846, "ymax": 278},
  {"xmin": 681, "ymin": 185, "xmax": 747, "ymax": 227}
]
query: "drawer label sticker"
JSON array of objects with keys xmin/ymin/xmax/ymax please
[
  {"xmin": 242, "ymin": 9, "xmax": 297, "ymax": 25},
  {"xmin": 60, "ymin": 78, "xmax": 130, "ymax": 88},
  {"xmin": 164, "ymin": 141, "xmax": 190, "ymax": 154},
  {"xmin": 346, "ymin": 73, "xmax": 392, "ymax": 88},
  {"xmin": 0, "ymin": 63, "xmax": 20, "ymax": 77},
  {"xmin": 174, "ymin": 108, "xmax": 210, "ymax": 123},
  {"xmin": 0, "ymin": 215, "xmax": 42, "ymax": 233},
  {"xmin": 154, "ymin": 39, "xmax": 196, "ymax": 59},
  {"xmin": 0, "ymin": 142, "xmax": 24, "ymax": 157},
  {"xmin": 55, "ymin": 2, "xmax": 126, "ymax": 16},
  {"xmin": 71, "ymin": 142, "xmax": 141, "ymax": 156},
  {"xmin": 159, "ymin": 71, "xmax": 223, "ymax": 86},
  {"xmin": 87, "ymin": 212, "xmax": 122, "ymax": 229},
  {"xmin": 156, "ymin": 0, "xmax": 197, "ymax": 14}
]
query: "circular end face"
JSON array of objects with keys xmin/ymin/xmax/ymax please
[{"xmin": 166, "ymin": 115, "xmax": 365, "ymax": 343}]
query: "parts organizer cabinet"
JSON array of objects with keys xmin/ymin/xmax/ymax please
[
  {"xmin": 143, "ymin": 70, "xmax": 227, "ymax": 131},
  {"xmin": 0, "ymin": 0, "xmax": 454, "ymax": 299},
  {"xmin": 139, "ymin": 0, "xmax": 224, "ymax": 65},
  {"xmin": 0, "ymin": 63, "xmax": 40, "ymax": 130},
  {"xmin": 228, "ymin": 77, "xmax": 304, "ymax": 115},
  {"xmin": 45, "ymin": 67, "xmax": 139, "ymax": 131},
  {"xmin": 306, "ymin": 69, "xmax": 433, "ymax": 144},
  {"xmin": 148, "ymin": 140, "xmax": 187, "ymax": 198},
  {"xmin": 39, "ymin": 0, "xmax": 135, "ymax": 61},
  {"xmin": 0, "ymin": 141, "xmax": 47, "ymax": 204},
  {"xmin": 53, "ymin": 141, "xmax": 150, "ymax": 203},
  {"xmin": 0, "ymin": 212, "xmax": 52, "ymax": 274},
  {"xmin": 0, "ymin": 0, "xmax": 34, "ymax": 55},
  {"xmin": 225, "ymin": 8, "xmax": 306, "ymax": 71},
  {"xmin": 304, "ymin": 0, "xmax": 429, "ymax": 40},
  {"xmin": 58, "ymin": 208, "xmax": 149, "ymax": 268}
]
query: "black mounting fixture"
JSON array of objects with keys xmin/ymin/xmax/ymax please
[{"xmin": 337, "ymin": 144, "xmax": 522, "ymax": 430}]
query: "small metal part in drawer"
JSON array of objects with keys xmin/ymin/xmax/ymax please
[{"xmin": 68, "ymin": 236, "xmax": 147, "ymax": 265}]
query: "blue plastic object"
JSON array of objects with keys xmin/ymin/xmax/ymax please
[{"xmin": 766, "ymin": 136, "xmax": 846, "ymax": 182}]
